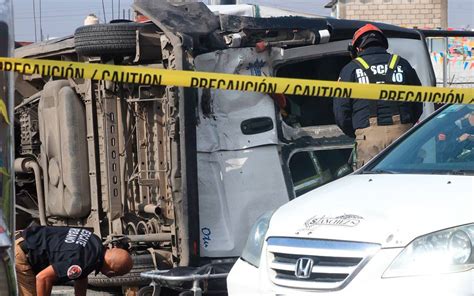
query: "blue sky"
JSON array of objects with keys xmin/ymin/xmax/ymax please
[{"xmin": 14, "ymin": 0, "xmax": 474, "ymax": 41}]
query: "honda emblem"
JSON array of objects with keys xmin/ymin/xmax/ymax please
[{"xmin": 295, "ymin": 258, "xmax": 314, "ymax": 279}]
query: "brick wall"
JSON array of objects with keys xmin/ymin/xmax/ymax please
[{"xmin": 338, "ymin": 0, "xmax": 448, "ymax": 29}]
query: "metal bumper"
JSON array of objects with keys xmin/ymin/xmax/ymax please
[{"xmin": 140, "ymin": 262, "xmax": 231, "ymax": 296}]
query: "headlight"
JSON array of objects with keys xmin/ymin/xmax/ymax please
[
  {"xmin": 241, "ymin": 211, "xmax": 274, "ymax": 268},
  {"xmin": 383, "ymin": 224, "xmax": 474, "ymax": 278}
]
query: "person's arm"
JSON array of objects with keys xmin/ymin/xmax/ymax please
[
  {"xmin": 36, "ymin": 265, "xmax": 57, "ymax": 296},
  {"xmin": 334, "ymin": 66, "xmax": 356, "ymax": 138},
  {"xmin": 457, "ymin": 133, "xmax": 472, "ymax": 142},
  {"xmin": 411, "ymin": 98, "xmax": 423, "ymax": 123},
  {"xmin": 333, "ymin": 97, "xmax": 355, "ymax": 138},
  {"xmin": 403, "ymin": 60, "xmax": 423, "ymax": 122},
  {"xmin": 406, "ymin": 67, "xmax": 422, "ymax": 87},
  {"xmin": 74, "ymin": 277, "xmax": 88, "ymax": 296}
]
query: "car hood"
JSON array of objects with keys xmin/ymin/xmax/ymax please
[{"xmin": 266, "ymin": 174, "xmax": 474, "ymax": 248}]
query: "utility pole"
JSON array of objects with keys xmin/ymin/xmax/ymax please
[
  {"xmin": 443, "ymin": 37, "xmax": 448, "ymax": 87},
  {"xmin": 32, "ymin": 0, "xmax": 37, "ymax": 42},
  {"xmin": 102, "ymin": 0, "xmax": 107, "ymax": 23},
  {"xmin": 39, "ymin": 0, "xmax": 43, "ymax": 41}
]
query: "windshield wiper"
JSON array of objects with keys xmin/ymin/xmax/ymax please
[
  {"xmin": 446, "ymin": 170, "xmax": 473, "ymax": 176},
  {"xmin": 361, "ymin": 169, "xmax": 397, "ymax": 174}
]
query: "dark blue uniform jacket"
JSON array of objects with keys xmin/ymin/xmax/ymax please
[{"xmin": 334, "ymin": 47, "xmax": 423, "ymax": 138}]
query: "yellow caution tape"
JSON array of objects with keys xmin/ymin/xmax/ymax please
[
  {"xmin": 0, "ymin": 167, "xmax": 9, "ymax": 177},
  {"xmin": 0, "ymin": 57, "xmax": 472, "ymax": 104},
  {"xmin": 0, "ymin": 99, "xmax": 10, "ymax": 125}
]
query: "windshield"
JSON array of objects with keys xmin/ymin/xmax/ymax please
[{"xmin": 368, "ymin": 105, "xmax": 474, "ymax": 175}]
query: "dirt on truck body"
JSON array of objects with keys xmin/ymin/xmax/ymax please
[{"xmin": 13, "ymin": 0, "xmax": 437, "ymax": 294}]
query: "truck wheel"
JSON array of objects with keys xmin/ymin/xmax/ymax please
[
  {"xmin": 137, "ymin": 286, "xmax": 155, "ymax": 296},
  {"xmin": 88, "ymin": 254, "xmax": 155, "ymax": 287},
  {"xmin": 74, "ymin": 23, "xmax": 147, "ymax": 57}
]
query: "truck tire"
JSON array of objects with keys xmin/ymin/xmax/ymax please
[
  {"xmin": 137, "ymin": 286, "xmax": 154, "ymax": 296},
  {"xmin": 88, "ymin": 254, "xmax": 155, "ymax": 288},
  {"xmin": 74, "ymin": 23, "xmax": 146, "ymax": 57}
]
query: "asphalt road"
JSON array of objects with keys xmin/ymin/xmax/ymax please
[{"xmin": 52, "ymin": 286, "xmax": 120, "ymax": 296}]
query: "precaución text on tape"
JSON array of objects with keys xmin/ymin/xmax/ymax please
[{"xmin": 0, "ymin": 57, "xmax": 472, "ymax": 104}]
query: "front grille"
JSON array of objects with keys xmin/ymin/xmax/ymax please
[{"xmin": 267, "ymin": 237, "xmax": 380, "ymax": 290}]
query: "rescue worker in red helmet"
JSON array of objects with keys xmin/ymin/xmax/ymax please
[{"xmin": 333, "ymin": 24, "xmax": 423, "ymax": 169}]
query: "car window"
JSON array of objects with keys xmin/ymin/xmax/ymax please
[
  {"xmin": 277, "ymin": 54, "xmax": 351, "ymax": 128},
  {"xmin": 369, "ymin": 105, "xmax": 474, "ymax": 175},
  {"xmin": 289, "ymin": 148, "xmax": 353, "ymax": 196}
]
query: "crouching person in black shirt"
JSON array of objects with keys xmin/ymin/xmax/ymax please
[{"xmin": 14, "ymin": 226, "xmax": 133, "ymax": 296}]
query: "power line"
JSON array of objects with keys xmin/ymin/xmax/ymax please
[
  {"xmin": 16, "ymin": 13, "xmax": 105, "ymax": 20},
  {"xmin": 39, "ymin": 0, "xmax": 44, "ymax": 41},
  {"xmin": 18, "ymin": 18, "xmax": 96, "ymax": 25},
  {"xmin": 15, "ymin": 6, "xmax": 110, "ymax": 16},
  {"xmin": 15, "ymin": 31, "xmax": 75, "ymax": 38}
]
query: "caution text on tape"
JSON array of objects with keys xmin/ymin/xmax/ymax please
[{"xmin": 0, "ymin": 57, "xmax": 472, "ymax": 105}]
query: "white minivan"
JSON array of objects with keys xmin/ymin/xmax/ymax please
[{"xmin": 228, "ymin": 104, "xmax": 474, "ymax": 295}]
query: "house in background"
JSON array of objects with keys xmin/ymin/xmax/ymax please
[{"xmin": 324, "ymin": 0, "xmax": 448, "ymax": 29}]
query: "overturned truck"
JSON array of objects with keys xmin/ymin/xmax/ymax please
[{"xmin": 13, "ymin": 0, "xmax": 436, "ymax": 293}]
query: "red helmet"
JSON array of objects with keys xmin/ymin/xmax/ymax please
[{"xmin": 352, "ymin": 24, "xmax": 388, "ymax": 49}]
